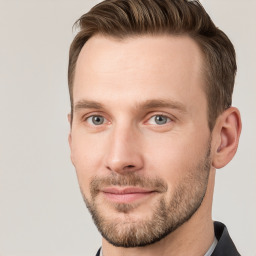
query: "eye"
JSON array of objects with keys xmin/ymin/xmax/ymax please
[
  {"xmin": 86, "ymin": 115, "xmax": 106, "ymax": 126},
  {"xmin": 147, "ymin": 115, "xmax": 171, "ymax": 125}
]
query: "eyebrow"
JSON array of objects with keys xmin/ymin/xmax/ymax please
[
  {"xmin": 74, "ymin": 100, "xmax": 104, "ymax": 112},
  {"xmin": 139, "ymin": 99, "xmax": 187, "ymax": 113},
  {"xmin": 74, "ymin": 99, "xmax": 187, "ymax": 113}
]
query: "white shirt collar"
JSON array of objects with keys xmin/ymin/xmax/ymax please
[{"xmin": 204, "ymin": 236, "xmax": 218, "ymax": 256}]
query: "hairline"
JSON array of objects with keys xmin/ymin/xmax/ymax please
[{"xmin": 69, "ymin": 32, "xmax": 212, "ymax": 129}]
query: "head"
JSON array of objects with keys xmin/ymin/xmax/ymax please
[
  {"xmin": 68, "ymin": 0, "xmax": 241, "ymax": 249},
  {"xmin": 68, "ymin": 0, "xmax": 237, "ymax": 131}
]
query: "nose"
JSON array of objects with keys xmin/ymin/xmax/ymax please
[{"xmin": 104, "ymin": 125, "xmax": 144, "ymax": 174}]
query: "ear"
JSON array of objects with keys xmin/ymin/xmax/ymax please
[
  {"xmin": 67, "ymin": 113, "xmax": 72, "ymax": 151},
  {"xmin": 212, "ymin": 107, "xmax": 242, "ymax": 169},
  {"xmin": 67, "ymin": 113, "xmax": 72, "ymax": 126}
]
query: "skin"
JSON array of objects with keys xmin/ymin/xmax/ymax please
[{"xmin": 68, "ymin": 34, "xmax": 241, "ymax": 256}]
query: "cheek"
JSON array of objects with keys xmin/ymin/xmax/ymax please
[
  {"xmin": 70, "ymin": 131, "xmax": 106, "ymax": 195},
  {"xmin": 144, "ymin": 132, "xmax": 206, "ymax": 189}
]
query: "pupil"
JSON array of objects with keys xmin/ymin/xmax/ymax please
[{"xmin": 155, "ymin": 115, "xmax": 167, "ymax": 125}]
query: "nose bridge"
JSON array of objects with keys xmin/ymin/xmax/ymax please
[{"xmin": 104, "ymin": 121, "xmax": 143, "ymax": 173}]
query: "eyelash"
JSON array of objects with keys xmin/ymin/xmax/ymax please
[
  {"xmin": 83, "ymin": 112, "xmax": 174, "ymax": 127},
  {"xmin": 146, "ymin": 114, "xmax": 172, "ymax": 125},
  {"xmin": 83, "ymin": 112, "xmax": 109, "ymax": 126},
  {"xmin": 86, "ymin": 115, "xmax": 107, "ymax": 126}
]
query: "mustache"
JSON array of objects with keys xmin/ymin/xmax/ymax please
[{"xmin": 90, "ymin": 173, "xmax": 168, "ymax": 198}]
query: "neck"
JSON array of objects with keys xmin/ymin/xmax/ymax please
[{"xmin": 102, "ymin": 169, "xmax": 216, "ymax": 256}]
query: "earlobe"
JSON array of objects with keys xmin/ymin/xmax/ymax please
[{"xmin": 212, "ymin": 107, "xmax": 242, "ymax": 169}]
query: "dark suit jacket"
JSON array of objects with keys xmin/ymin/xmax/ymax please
[
  {"xmin": 95, "ymin": 221, "xmax": 240, "ymax": 256},
  {"xmin": 211, "ymin": 221, "xmax": 240, "ymax": 256}
]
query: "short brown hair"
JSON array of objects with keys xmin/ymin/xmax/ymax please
[{"xmin": 68, "ymin": 0, "xmax": 236, "ymax": 130}]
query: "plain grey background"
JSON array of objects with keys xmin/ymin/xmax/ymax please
[{"xmin": 0, "ymin": 0, "xmax": 255, "ymax": 255}]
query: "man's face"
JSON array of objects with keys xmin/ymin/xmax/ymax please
[{"xmin": 69, "ymin": 35, "xmax": 212, "ymax": 247}]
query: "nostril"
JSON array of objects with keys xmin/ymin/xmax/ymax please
[{"xmin": 123, "ymin": 165, "xmax": 136, "ymax": 171}]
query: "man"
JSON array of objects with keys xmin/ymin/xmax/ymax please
[{"xmin": 67, "ymin": 0, "xmax": 242, "ymax": 255}]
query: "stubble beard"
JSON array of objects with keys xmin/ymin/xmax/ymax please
[{"xmin": 81, "ymin": 146, "xmax": 211, "ymax": 248}]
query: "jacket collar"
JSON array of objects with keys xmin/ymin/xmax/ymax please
[{"xmin": 211, "ymin": 221, "xmax": 240, "ymax": 256}]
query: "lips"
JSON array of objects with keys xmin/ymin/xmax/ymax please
[
  {"xmin": 102, "ymin": 187, "xmax": 154, "ymax": 194},
  {"xmin": 101, "ymin": 187, "xmax": 156, "ymax": 203}
]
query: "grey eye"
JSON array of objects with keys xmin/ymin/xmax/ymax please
[
  {"xmin": 88, "ymin": 116, "xmax": 105, "ymax": 125},
  {"xmin": 147, "ymin": 115, "xmax": 171, "ymax": 125},
  {"xmin": 154, "ymin": 115, "xmax": 168, "ymax": 125}
]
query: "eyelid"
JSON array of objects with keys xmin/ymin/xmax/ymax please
[
  {"xmin": 86, "ymin": 116, "xmax": 107, "ymax": 125},
  {"xmin": 82, "ymin": 111, "xmax": 106, "ymax": 119},
  {"xmin": 80, "ymin": 111, "xmax": 175, "ymax": 126},
  {"xmin": 82, "ymin": 112, "xmax": 110, "ymax": 125},
  {"xmin": 149, "ymin": 115, "xmax": 171, "ymax": 125},
  {"xmin": 144, "ymin": 112, "xmax": 175, "ymax": 125}
]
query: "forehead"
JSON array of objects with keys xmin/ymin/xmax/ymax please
[{"xmin": 73, "ymin": 34, "xmax": 206, "ymax": 113}]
